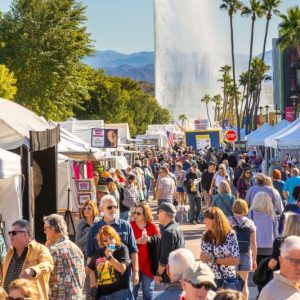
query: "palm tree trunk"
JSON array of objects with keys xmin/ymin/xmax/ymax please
[
  {"xmin": 245, "ymin": 16, "xmax": 255, "ymax": 132},
  {"xmin": 230, "ymin": 14, "xmax": 240, "ymax": 141},
  {"xmin": 206, "ymin": 104, "xmax": 212, "ymax": 127}
]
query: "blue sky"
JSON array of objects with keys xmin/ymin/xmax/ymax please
[{"xmin": 0, "ymin": 0, "xmax": 299, "ymax": 55}]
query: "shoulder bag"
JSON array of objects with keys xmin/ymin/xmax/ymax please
[
  {"xmin": 217, "ymin": 194, "xmax": 233, "ymax": 216},
  {"xmin": 212, "ymin": 244, "xmax": 245, "ymax": 291}
]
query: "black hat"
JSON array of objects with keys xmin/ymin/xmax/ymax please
[{"xmin": 158, "ymin": 202, "xmax": 176, "ymax": 215}]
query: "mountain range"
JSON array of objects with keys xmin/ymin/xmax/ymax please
[{"xmin": 83, "ymin": 49, "xmax": 273, "ymax": 84}]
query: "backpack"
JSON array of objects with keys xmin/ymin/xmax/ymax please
[
  {"xmin": 232, "ymin": 217, "xmax": 251, "ymax": 253},
  {"xmin": 122, "ymin": 185, "xmax": 139, "ymax": 208}
]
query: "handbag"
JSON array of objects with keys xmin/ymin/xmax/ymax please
[
  {"xmin": 144, "ymin": 167, "xmax": 153, "ymax": 180},
  {"xmin": 253, "ymin": 256, "xmax": 273, "ymax": 286},
  {"xmin": 212, "ymin": 244, "xmax": 245, "ymax": 291}
]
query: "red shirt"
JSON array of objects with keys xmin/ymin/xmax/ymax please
[{"xmin": 130, "ymin": 221, "xmax": 159, "ymax": 278}]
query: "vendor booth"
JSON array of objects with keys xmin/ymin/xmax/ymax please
[
  {"xmin": 0, "ymin": 149, "xmax": 22, "ymax": 241},
  {"xmin": 0, "ymin": 98, "xmax": 60, "ymax": 241}
]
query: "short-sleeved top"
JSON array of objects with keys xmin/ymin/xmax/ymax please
[
  {"xmin": 86, "ymin": 218, "xmax": 138, "ymax": 258},
  {"xmin": 158, "ymin": 177, "xmax": 175, "ymax": 200},
  {"xmin": 201, "ymin": 231, "xmax": 239, "ymax": 279},
  {"xmin": 130, "ymin": 221, "xmax": 159, "ymax": 278},
  {"xmin": 283, "ymin": 176, "xmax": 300, "ymax": 203},
  {"xmin": 88, "ymin": 244, "xmax": 131, "ymax": 295},
  {"xmin": 175, "ymin": 170, "xmax": 186, "ymax": 188},
  {"xmin": 228, "ymin": 216, "xmax": 256, "ymax": 234},
  {"xmin": 213, "ymin": 173, "xmax": 230, "ymax": 188}
]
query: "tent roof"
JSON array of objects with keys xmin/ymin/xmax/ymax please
[
  {"xmin": 265, "ymin": 118, "xmax": 300, "ymax": 148},
  {"xmin": 0, "ymin": 98, "xmax": 54, "ymax": 150},
  {"xmin": 246, "ymin": 120, "xmax": 290, "ymax": 146},
  {"xmin": 276, "ymin": 120, "xmax": 300, "ymax": 149},
  {"xmin": 245, "ymin": 123, "xmax": 272, "ymax": 143},
  {"xmin": 0, "ymin": 148, "xmax": 21, "ymax": 178}
]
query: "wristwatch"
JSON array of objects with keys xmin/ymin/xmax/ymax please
[{"xmin": 210, "ymin": 256, "xmax": 217, "ymax": 264}]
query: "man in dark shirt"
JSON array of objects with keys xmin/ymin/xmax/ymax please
[
  {"xmin": 197, "ymin": 154, "xmax": 208, "ymax": 172},
  {"xmin": 201, "ymin": 162, "xmax": 216, "ymax": 207},
  {"xmin": 155, "ymin": 202, "xmax": 185, "ymax": 285}
]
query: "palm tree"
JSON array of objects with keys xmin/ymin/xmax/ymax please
[
  {"xmin": 220, "ymin": 0, "xmax": 243, "ymax": 142},
  {"xmin": 261, "ymin": 0, "xmax": 281, "ymax": 62},
  {"xmin": 241, "ymin": 0, "xmax": 264, "ymax": 131},
  {"xmin": 218, "ymin": 65, "xmax": 232, "ymax": 124},
  {"xmin": 178, "ymin": 114, "xmax": 187, "ymax": 129},
  {"xmin": 201, "ymin": 94, "xmax": 212, "ymax": 127},
  {"xmin": 277, "ymin": 6, "xmax": 300, "ymax": 55},
  {"xmin": 212, "ymin": 94, "xmax": 223, "ymax": 122}
]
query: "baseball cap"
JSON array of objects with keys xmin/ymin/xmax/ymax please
[
  {"xmin": 182, "ymin": 262, "xmax": 216, "ymax": 287},
  {"xmin": 96, "ymin": 185, "xmax": 109, "ymax": 193},
  {"xmin": 158, "ymin": 202, "xmax": 176, "ymax": 215},
  {"xmin": 105, "ymin": 177, "xmax": 114, "ymax": 183},
  {"xmin": 255, "ymin": 173, "xmax": 266, "ymax": 181}
]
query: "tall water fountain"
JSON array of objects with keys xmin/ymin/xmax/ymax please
[{"xmin": 155, "ymin": 0, "xmax": 229, "ymax": 119}]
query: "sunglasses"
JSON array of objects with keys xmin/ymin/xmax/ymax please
[
  {"xmin": 188, "ymin": 281, "xmax": 214, "ymax": 290},
  {"xmin": 245, "ymin": 172, "xmax": 251, "ymax": 174},
  {"xmin": 133, "ymin": 211, "xmax": 143, "ymax": 216},
  {"xmin": 8, "ymin": 231, "xmax": 27, "ymax": 236},
  {"xmin": 106, "ymin": 205, "xmax": 118, "ymax": 210},
  {"xmin": 102, "ymin": 237, "xmax": 114, "ymax": 243},
  {"xmin": 6, "ymin": 297, "xmax": 31, "ymax": 300},
  {"xmin": 83, "ymin": 207, "xmax": 92, "ymax": 211}
]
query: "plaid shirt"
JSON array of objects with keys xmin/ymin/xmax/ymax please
[{"xmin": 49, "ymin": 237, "xmax": 84, "ymax": 300}]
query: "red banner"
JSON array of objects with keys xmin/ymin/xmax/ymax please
[{"xmin": 285, "ymin": 107, "xmax": 295, "ymax": 122}]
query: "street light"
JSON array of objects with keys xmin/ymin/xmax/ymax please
[
  {"xmin": 265, "ymin": 105, "xmax": 270, "ymax": 123},
  {"xmin": 290, "ymin": 95, "xmax": 299, "ymax": 120}
]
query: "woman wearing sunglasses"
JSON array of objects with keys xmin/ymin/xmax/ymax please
[
  {"xmin": 75, "ymin": 199, "xmax": 99, "ymax": 299},
  {"xmin": 7, "ymin": 278, "xmax": 38, "ymax": 300},
  {"xmin": 237, "ymin": 168, "xmax": 253, "ymax": 200},
  {"xmin": 130, "ymin": 203, "xmax": 160, "ymax": 300},
  {"xmin": 210, "ymin": 164, "xmax": 230, "ymax": 196},
  {"xmin": 87, "ymin": 225, "xmax": 131, "ymax": 300}
]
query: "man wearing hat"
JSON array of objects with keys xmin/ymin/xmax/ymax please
[
  {"xmin": 180, "ymin": 262, "xmax": 216, "ymax": 300},
  {"xmin": 155, "ymin": 202, "xmax": 185, "ymax": 285},
  {"xmin": 96, "ymin": 185, "xmax": 109, "ymax": 206},
  {"xmin": 245, "ymin": 173, "xmax": 283, "ymax": 213}
]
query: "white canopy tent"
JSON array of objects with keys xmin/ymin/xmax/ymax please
[
  {"xmin": 265, "ymin": 118, "xmax": 300, "ymax": 148},
  {"xmin": 245, "ymin": 120, "xmax": 290, "ymax": 147},
  {"xmin": 0, "ymin": 149, "xmax": 22, "ymax": 240},
  {"xmin": 245, "ymin": 123, "xmax": 272, "ymax": 146},
  {"xmin": 0, "ymin": 98, "xmax": 54, "ymax": 150},
  {"xmin": 276, "ymin": 121, "xmax": 300, "ymax": 149}
]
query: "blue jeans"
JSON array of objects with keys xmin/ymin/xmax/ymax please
[
  {"xmin": 98, "ymin": 288, "xmax": 130, "ymax": 300},
  {"xmin": 144, "ymin": 179, "xmax": 151, "ymax": 201},
  {"xmin": 133, "ymin": 272, "xmax": 155, "ymax": 300},
  {"xmin": 119, "ymin": 210, "xmax": 130, "ymax": 221},
  {"xmin": 188, "ymin": 193, "xmax": 201, "ymax": 221}
]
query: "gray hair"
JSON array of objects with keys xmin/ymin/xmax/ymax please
[
  {"xmin": 281, "ymin": 235, "xmax": 300, "ymax": 257},
  {"xmin": 12, "ymin": 219, "xmax": 32, "ymax": 237},
  {"xmin": 43, "ymin": 214, "xmax": 68, "ymax": 238},
  {"xmin": 99, "ymin": 194, "xmax": 117, "ymax": 209},
  {"xmin": 168, "ymin": 248, "xmax": 195, "ymax": 281}
]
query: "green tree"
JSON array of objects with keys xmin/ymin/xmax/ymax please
[
  {"xmin": 241, "ymin": 0, "xmax": 264, "ymax": 132},
  {"xmin": 201, "ymin": 94, "xmax": 212, "ymax": 127},
  {"xmin": 0, "ymin": 0, "xmax": 94, "ymax": 120},
  {"xmin": 0, "ymin": 64, "xmax": 17, "ymax": 99},
  {"xmin": 220, "ymin": 0, "xmax": 243, "ymax": 141},
  {"xmin": 212, "ymin": 94, "xmax": 222, "ymax": 123},
  {"xmin": 277, "ymin": 6, "xmax": 300, "ymax": 53}
]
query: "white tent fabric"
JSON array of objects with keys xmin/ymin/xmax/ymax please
[
  {"xmin": 0, "ymin": 149, "xmax": 21, "ymax": 178},
  {"xmin": 276, "ymin": 120, "xmax": 300, "ymax": 149},
  {"xmin": 265, "ymin": 118, "xmax": 300, "ymax": 148},
  {"xmin": 0, "ymin": 98, "xmax": 54, "ymax": 150},
  {"xmin": 246, "ymin": 120, "xmax": 290, "ymax": 146},
  {"xmin": 0, "ymin": 149, "xmax": 22, "ymax": 240},
  {"xmin": 245, "ymin": 123, "xmax": 272, "ymax": 146}
]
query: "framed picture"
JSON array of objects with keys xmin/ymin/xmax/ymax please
[
  {"xmin": 76, "ymin": 179, "xmax": 92, "ymax": 192},
  {"xmin": 78, "ymin": 193, "xmax": 92, "ymax": 206}
]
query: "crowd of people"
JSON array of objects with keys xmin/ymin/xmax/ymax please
[{"xmin": 0, "ymin": 143, "xmax": 300, "ymax": 300}]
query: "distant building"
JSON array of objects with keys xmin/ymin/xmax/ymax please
[{"xmin": 273, "ymin": 38, "xmax": 300, "ymax": 121}]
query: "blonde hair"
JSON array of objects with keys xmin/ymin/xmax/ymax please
[
  {"xmin": 9, "ymin": 279, "xmax": 39, "ymax": 298},
  {"xmin": 232, "ymin": 199, "xmax": 249, "ymax": 216},
  {"xmin": 264, "ymin": 176, "xmax": 274, "ymax": 187},
  {"xmin": 80, "ymin": 199, "xmax": 99, "ymax": 219},
  {"xmin": 218, "ymin": 180, "xmax": 231, "ymax": 194},
  {"xmin": 250, "ymin": 192, "xmax": 275, "ymax": 219},
  {"xmin": 0, "ymin": 287, "xmax": 7, "ymax": 300},
  {"xmin": 283, "ymin": 213, "xmax": 300, "ymax": 237}
]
